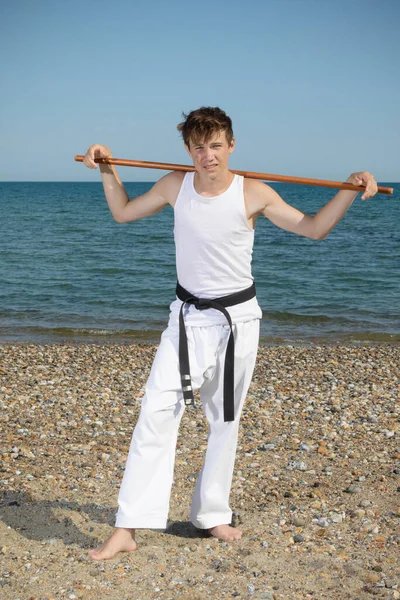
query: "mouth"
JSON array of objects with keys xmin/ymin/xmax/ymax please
[{"xmin": 203, "ymin": 164, "xmax": 217, "ymax": 171}]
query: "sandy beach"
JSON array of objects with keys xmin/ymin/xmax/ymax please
[{"xmin": 0, "ymin": 342, "xmax": 399, "ymax": 600}]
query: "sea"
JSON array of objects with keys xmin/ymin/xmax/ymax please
[{"xmin": 0, "ymin": 181, "xmax": 399, "ymax": 345}]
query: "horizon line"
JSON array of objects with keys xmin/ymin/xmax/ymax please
[{"xmin": 1, "ymin": 180, "xmax": 399, "ymax": 185}]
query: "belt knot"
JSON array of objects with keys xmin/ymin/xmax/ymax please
[{"xmin": 194, "ymin": 298, "xmax": 213, "ymax": 311}]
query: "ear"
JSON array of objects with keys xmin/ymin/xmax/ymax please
[
  {"xmin": 184, "ymin": 143, "xmax": 192, "ymax": 158},
  {"xmin": 229, "ymin": 138, "xmax": 236, "ymax": 154}
]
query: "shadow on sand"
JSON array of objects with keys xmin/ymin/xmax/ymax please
[{"xmin": 0, "ymin": 490, "xmax": 210, "ymax": 549}]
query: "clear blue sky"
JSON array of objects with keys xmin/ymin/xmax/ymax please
[{"xmin": 1, "ymin": 0, "xmax": 399, "ymax": 182}]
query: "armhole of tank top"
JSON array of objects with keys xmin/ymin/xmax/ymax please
[
  {"xmin": 174, "ymin": 172, "xmax": 191, "ymax": 211},
  {"xmin": 237, "ymin": 176, "xmax": 255, "ymax": 233}
]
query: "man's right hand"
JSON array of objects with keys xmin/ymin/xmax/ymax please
[{"xmin": 83, "ymin": 144, "xmax": 112, "ymax": 169}]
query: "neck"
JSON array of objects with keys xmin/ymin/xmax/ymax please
[{"xmin": 193, "ymin": 169, "xmax": 234, "ymax": 197}]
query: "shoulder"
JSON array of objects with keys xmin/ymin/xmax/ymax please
[
  {"xmin": 157, "ymin": 170, "xmax": 186, "ymax": 187},
  {"xmin": 153, "ymin": 170, "xmax": 186, "ymax": 205},
  {"xmin": 244, "ymin": 177, "xmax": 275, "ymax": 196},
  {"xmin": 243, "ymin": 178, "xmax": 268, "ymax": 194},
  {"xmin": 243, "ymin": 178, "xmax": 276, "ymax": 212}
]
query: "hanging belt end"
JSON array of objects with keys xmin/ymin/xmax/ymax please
[{"xmin": 181, "ymin": 375, "xmax": 194, "ymax": 406}]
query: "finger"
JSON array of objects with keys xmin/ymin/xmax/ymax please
[
  {"xmin": 362, "ymin": 187, "xmax": 371, "ymax": 200},
  {"xmin": 357, "ymin": 177, "xmax": 366, "ymax": 188},
  {"xmin": 83, "ymin": 156, "xmax": 98, "ymax": 169},
  {"xmin": 88, "ymin": 151, "xmax": 98, "ymax": 168},
  {"xmin": 361, "ymin": 185, "xmax": 370, "ymax": 200},
  {"xmin": 363, "ymin": 183, "xmax": 376, "ymax": 200},
  {"xmin": 367, "ymin": 180, "xmax": 378, "ymax": 196}
]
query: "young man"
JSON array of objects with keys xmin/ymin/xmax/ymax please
[{"xmin": 83, "ymin": 107, "xmax": 377, "ymax": 560}]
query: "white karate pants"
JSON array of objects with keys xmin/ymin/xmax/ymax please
[{"xmin": 115, "ymin": 317, "xmax": 259, "ymax": 530}]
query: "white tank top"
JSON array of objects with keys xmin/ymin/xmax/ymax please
[{"xmin": 169, "ymin": 172, "xmax": 262, "ymax": 326}]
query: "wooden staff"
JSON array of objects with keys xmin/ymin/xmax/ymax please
[{"xmin": 74, "ymin": 155, "xmax": 394, "ymax": 195}]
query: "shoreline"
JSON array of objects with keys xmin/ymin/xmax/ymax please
[{"xmin": 0, "ymin": 332, "xmax": 399, "ymax": 347}]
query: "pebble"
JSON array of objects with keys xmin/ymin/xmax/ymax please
[
  {"xmin": 364, "ymin": 572, "xmax": 380, "ymax": 583},
  {"xmin": 328, "ymin": 512, "xmax": 344, "ymax": 523},
  {"xmin": 286, "ymin": 461, "xmax": 307, "ymax": 471},
  {"xmin": 384, "ymin": 430, "xmax": 395, "ymax": 438},
  {"xmin": 361, "ymin": 522, "xmax": 379, "ymax": 533},
  {"xmin": 359, "ymin": 499, "xmax": 371, "ymax": 507},
  {"xmin": 345, "ymin": 484, "xmax": 362, "ymax": 494},
  {"xmin": 299, "ymin": 442, "xmax": 311, "ymax": 451},
  {"xmin": 316, "ymin": 518, "xmax": 329, "ymax": 528},
  {"xmin": 260, "ymin": 443, "xmax": 276, "ymax": 451},
  {"xmin": 292, "ymin": 517, "xmax": 306, "ymax": 527}
]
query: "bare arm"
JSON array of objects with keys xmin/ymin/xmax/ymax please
[
  {"xmin": 83, "ymin": 144, "xmax": 184, "ymax": 222},
  {"xmin": 245, "ymin": 172, "xmax": 378, "ymax": 240}
]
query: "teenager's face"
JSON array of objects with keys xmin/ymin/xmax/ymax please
[{"xmin": 185, "ymin": 130, "xmax": 235, "ymax": 176}]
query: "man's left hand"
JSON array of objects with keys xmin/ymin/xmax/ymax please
[{"xmin": 346, "ymin": 171, "xmax": 378, "ymax": 201}]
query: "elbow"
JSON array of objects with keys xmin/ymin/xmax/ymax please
[
  {"xmin": 113, "ymin": 209, "xmax": 137, "ymax": 224},
  {"xmin": 309, "ymin": 216, "xmax": 328, "ymax": 240},
  {"xmin": 113, "ymin": 211, "xmax": 132, "ymax": 224},
  {"xmin": 312, "ymin": 226, "xmax": 328, "ymax": 240}
]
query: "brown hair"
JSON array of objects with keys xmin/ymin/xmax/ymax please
[{"xmin": 177, "ymin": 106, "xmax": 234, "ymax": 147}]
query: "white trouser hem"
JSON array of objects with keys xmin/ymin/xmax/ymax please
[
  {"xmin": 190, "ymin": 512, "xmax": 233, "ymax": 530},
  {"xmin": 115, "ymin": 516, "xmax": 167, "ymax": 530}
]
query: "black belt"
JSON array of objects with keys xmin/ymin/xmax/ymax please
[{"xmin": 176, "ymin": 281, "xmax": 256, "ymax": 422}]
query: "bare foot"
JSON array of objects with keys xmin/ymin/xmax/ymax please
[
  {"xmin": 88, "ymin": 528, "xmax": 137, "ymax": 560},
  {"xmin": 209, "ymin": 524, "xmax": 242, "ymax": 542}
]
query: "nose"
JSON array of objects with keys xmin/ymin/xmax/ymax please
[{"xmin": 203, "ymin": 148, "xmax": 214, "ymax": 161}]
